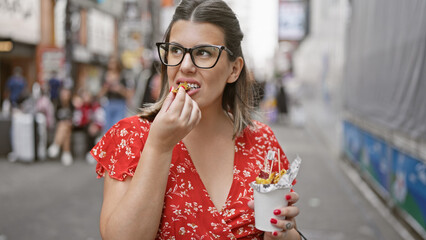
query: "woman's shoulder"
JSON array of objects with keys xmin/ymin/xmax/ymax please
[
  {"xmin": 118, "ymin": 115, "xmax": 151, "ymax": 126},
  {"xmin": 99, "ymin": 115, "xmax": 151, "ymax": 147},
  {"xmin": 245, "ymin": 120, "xmax": 275, "ymax": 136},
  {"xmin": 108, "ymin": 116, "xmax": 151, "ymax": 133}
]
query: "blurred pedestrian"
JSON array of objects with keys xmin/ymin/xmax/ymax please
[
  {"xmin": 47, "ymin": 88, "xmax": 74, "ymax": 166},
  {"xmin": 4, "ymin": 67, "xmax": 27, "ymax": 108},
  {"xmin": 276, "ymin": 80, "xmax": 289, "ymax": 124},
  {"xmin": 48, "ymin": 70, "xmax": 62, "ymax": 108},
  {"xmin": 98, "ymin": 57, "xmax": 131, "ymax": 133},
  {"xmin": 141, "ymin": 60, "xmax": 162, "ymax": 105},
  {"xmin": 35, "ymin": 84, "xmax": 55, "ymax": 130},
  {"xmin": 72, "ymin": 89, "xmax": 104, "ymax": 164},
  {"xmin": 90, "ymin": 1, "xmax": 303, "ymax": 239}
]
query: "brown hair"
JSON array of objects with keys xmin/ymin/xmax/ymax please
[{"xmin": 139, "ymin": 0, "xmax": 256, "ymax": 138}]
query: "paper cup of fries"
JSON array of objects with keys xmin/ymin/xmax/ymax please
[
  {"xmin": 250, "ymin": 153, "xmax": 302, "ymax": 232},
  {"xmin": 253, "ymin": 187, "xmax": 291, "ymax": 232}
]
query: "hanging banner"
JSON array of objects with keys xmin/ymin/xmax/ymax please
[
  {"xmin": 0, "ymin": 0, "xmax": 41, "ymax": 44},
  {"xmin": 278, "ymin": 0, "xmax": 308, "ymax": 41},
  {"xmin": 54, "ymin": 0, "xmax": 67, "ymax": 48},
  {"xmin": 37, "ymin": 47, "xmax": 65, "ymax": 85}
]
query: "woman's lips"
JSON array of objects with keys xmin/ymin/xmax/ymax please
[
  {"xmin": 172, "ymin": 81, "xmax": 201, "ymax": 95},
  {"xmin": 186, "ymin": 87, "xmax": 200, "ymax": 96}
]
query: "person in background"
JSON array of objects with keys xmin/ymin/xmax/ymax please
[
  {"xmin": 90, "ymin": 1, "xmax": 304, "ymax": 239},
  {"xmin": 5, "ymin": 67, "xmax": 27, "ymax": 108},
  {"xmin": 47, "ymin": 88, "xmax": 74, "ymax": 166},
  {"xmin": 48, "ymin": 70, "xmax": 62, "ymax": 108},
  {"xmin": 98, "ymin": 57, "xmax": 131, "ymax": 133},
  {"xmin": 35, "ymin": 85, "xmax": 55, "ymax": 131},
  {"xmin": 141, "ymin": 60, "xmax": 162, "ymax": 105},
  {"xmin": 72, "ymin": 89, "xmax": 104, "ymax": 164}
]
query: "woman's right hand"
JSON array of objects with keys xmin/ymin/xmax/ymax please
[{"xmin": 147, "ymin": 86, "xmax": 201, "ymax": 152}]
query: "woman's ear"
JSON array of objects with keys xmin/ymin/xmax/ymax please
[{"xmin": 227, "ymin": 57, "xmax": 244, "ymax": 83}]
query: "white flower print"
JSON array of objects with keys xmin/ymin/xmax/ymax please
[
  {"xmin": 179, "ymin": 227, "xmax": 186, "ymax": 235},
  {"xmin": 222, "ymin": 208, "xmax": 235, "ymax": 218},
  {"xmin": 173, "ymin": 209, "xmax": 181, "ymax": 215},
  {"xmin": 187, "ymin": 223, "xmax": 198, "ymax": 230},
  {"xmin": 211, "ymin": 222, "xmax": 219, "ymax": 230},
  {"xmin": 184, "ymin": 208, "xmax": 192, "ymax": 215},
  {"xmin": 207, "ymin": 207, "xmax": 216, "ymax": 214},
  {"xmin": 124, "ymin": 146, "xmax": 131, "ymax": 155},
  {"xmin": 120, "ymin": 129, "xmax": 128, "ymax": 137},
  {"xmin": 177, "ymin": 165, "xmax": 185, "ymax": 173},
  {"xmin": 188, "ymin": 181, "xmax": 194, "ymax": 190},
  {"xmin": 99, "ymin": 151, "xmax": 106, "ymax": 158},
  {"xmin": 119, "ymin": 139, "xmax": 127, "ymax": 149},
  {"xmin": 243, "ymin": 170, "xmax": 251, "ymax": 178}
]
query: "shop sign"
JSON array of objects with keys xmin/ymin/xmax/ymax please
[
  {"xmin": 37, "ymin": 47, "xmax": 65, "ymax": 85},
  {"xmin": 0, "ymin": 38, "xmax": 13, "ymax": 52},
  {"xmin": 0, "ymin": 0, "xmax": 41, "ymax": 44},
  {"xmin": 279, "ymin": 0, "xmax": 308, "ymax": 41},
  {"xmin": 87, "ymin": 8, "xmax": 114, "ymax": 56},
  {"xmin": 54, "ymin": 0, "xmax": 67, "ymax": 48}
]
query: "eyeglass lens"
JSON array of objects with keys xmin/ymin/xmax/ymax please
[{"xmin": 159, "ymin": 44, "xmax": 221, "ymax": 68}]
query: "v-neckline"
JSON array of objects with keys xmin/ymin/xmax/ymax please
[{"xmin": 179, "ymin": 136, "xmax": 241, "ymax": 213}]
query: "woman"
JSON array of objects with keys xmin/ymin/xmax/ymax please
[
  {"xmin": 48, "ymin": 88, "xmax": 74, "ymax": 166},
  {"xmin": 98, "ymin": 56, "xmax": 131, "ymax": 133},
  {"xmin": 91, "ymin": 0, "xmax": 303, "ymax": 239}
]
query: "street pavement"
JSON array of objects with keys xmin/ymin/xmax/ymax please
[{"xmin": 0, "ymin": 105, "xmax": 414, "ymax": 240}]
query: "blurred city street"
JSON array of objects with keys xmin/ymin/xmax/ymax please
[{"xmin": 1, "ymin": 0, "xmax": 425, "ymax": 239}]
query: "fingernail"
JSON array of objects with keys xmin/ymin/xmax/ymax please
[
  {"xmin": 285, "ymin": 194, "xmax": 291, "ymax": 201},
  {"xmin": 270, "ymin": 218, "xmax": 277, "ymax": 224},
  {"xmin": 169, "ymin": 86, "xmax": 174, "ymax": 92},
  {"xmin": 273, "ymin": 209, "xmax": 281, "ymax": 215},
  {"xmin": 273, "ymin": 231, "xmax": 278, "ymax": 236},
  {"xmin": 290, "ymin": 189, "xmax": 295, "ymax": 192},
  {"xmin": 292, "ymin": 179, "xmax": 297, "ymax": 185}
]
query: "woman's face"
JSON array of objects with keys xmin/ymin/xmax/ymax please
[{"xmin": 167, "ymin": 20, "xmax": 242, "ymax": 110}]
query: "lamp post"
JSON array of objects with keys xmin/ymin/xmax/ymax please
[{"xmin": 63, "ymin": 0, "xmax": 74, "ymax": 90}]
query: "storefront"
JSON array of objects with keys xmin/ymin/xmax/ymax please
[{"xmin": 0, "ymin": 0, "xmax": 41, "ymax": 106}]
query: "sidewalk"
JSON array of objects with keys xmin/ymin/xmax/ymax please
[
  {"xmin": 0, "ymin": 158, "xmax": 103, "ymax": 240},
  {"xmin": 267, "ymin": 99, "xmax": 416, "ymax": 240}
]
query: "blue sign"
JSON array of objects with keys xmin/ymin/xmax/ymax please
[
  {"xmin": 362, "ymin": 132, "xmax": 390, "ymax": 194},
  {"xmin": 391, "ymin": 149, "xmax": 426, "ymax": 230},
  {"xmin": 343, "ymin": 121, "xmax": 363, "ymax": 165}
]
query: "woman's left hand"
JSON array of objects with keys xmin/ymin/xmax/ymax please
[{"xmin": 248, "ymin": 191, "xmax": 300, "ymax": 239}]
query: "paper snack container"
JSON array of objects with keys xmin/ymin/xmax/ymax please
[
  {"xmin": 253, "ymin": 187, "xmax": 291, "ymax": 232},
  {"xmin": 250, "ymin": 156, "xmax": 301, "ymax": 232}
]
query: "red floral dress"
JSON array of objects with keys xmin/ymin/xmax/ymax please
[{"xmin": 91, "ymin": 116, "xmax": 289, "ymax": 239}]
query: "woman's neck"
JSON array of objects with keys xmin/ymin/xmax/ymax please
[{"xmin": 185, "ymin": 104, "xmax": 233, "ymax": 141}]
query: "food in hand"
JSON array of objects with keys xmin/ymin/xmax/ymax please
[{"xmin": 172, "ymin": 82, "xmax": 191, "ymax": 93}]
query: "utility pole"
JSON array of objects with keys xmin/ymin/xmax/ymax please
[{"xmin": 64, "ymin": 0, "xmax": 74, "ymax": 89}]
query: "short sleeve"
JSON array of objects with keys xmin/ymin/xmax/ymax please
[{"xmin": 91, "ymin": 116, "xmax": 150, "ymax": 181}]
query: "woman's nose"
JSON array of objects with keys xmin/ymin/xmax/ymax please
[{"xmin": 180, "ymin": 53, "xmax": 196, "ymax": 72}]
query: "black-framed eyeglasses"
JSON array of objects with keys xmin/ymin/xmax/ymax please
[{"xmin": 156, "ymin": 42, "xmax": 234, "ymax": 69}]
